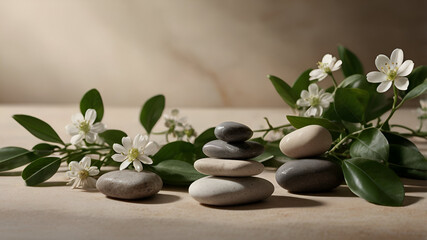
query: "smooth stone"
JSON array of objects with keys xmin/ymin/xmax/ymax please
[
  {"xmin": 203, "ymin": 140, "xmax": 264, "ymax": 159},
  {"xmin": 189, "ymin": 176, "xmax": 274, "ymax": 206},
  {"xmin": 275, "ymin": 159, "xmax": 343, "ymax": 193},
  {"xmin": 214, "ymin": 121, "xmax": 253, "ymax": 142},
  {"xmin": 194, "ymin": 158, "xmax": 264, "ymax": 177},
  {"xmin": 96, "ymin": 170, "xmax": 163, "ymax": 200},
  {"xmin": 279, "ymin": 125, "xmax": 332, "ymax": 158}
]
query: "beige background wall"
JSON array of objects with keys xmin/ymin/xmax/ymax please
[{"xmin": 0, "ymin": 0, "xmax": 426, "ymax": 107}]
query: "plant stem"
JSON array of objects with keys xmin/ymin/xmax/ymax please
[
  {"xmin": 330, "ymin": 73, "xmax": 338, "ymax": 88},
  {"xmin": 327, "ymin": 127, "xmax": 371, "ymax": 154},
  {"xmin": 381, "ymin": 84, "xmax": 400, "ymax": 130},
  {"xmin": 390, "ymin": 124, "xmax": 418, "ymax": 134},
  {"xmin": 253, "ymin": 124, "xmax": 292, "ymax": 133}
]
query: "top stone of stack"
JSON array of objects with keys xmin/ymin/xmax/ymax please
[{"xmin": 214, "ymin": 121, "xmax": 253, "ymax": 142}]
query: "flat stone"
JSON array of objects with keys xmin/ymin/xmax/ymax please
[
  {"xmin": 189, "ymin": 176, "xmax": 274, "ymax": 206},
  {"xmin": 275, "ymin": 159, "xmax": 343, "ymax": 193},
  {"xmin": 203, "ymin": 140, "xmax": 264, "ymax": 159},
  {"xmin": 280, "ymin": 125, "xmax": 332, "ymax": 158},
  {"xmin": 214, "ymin": 121, "xmax": 253, "ymax": 142},
  {"xmin": 194, "ymin": 158, "xmax": 264, "ymax": 177},
  {"xmin": 96, "ymin": 170, "xmax": 163, "ymax": 200}
]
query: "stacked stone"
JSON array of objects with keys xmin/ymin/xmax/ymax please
[{"xmin": 189, "ymin": 121, "xmax": 274, "ymax": 206}]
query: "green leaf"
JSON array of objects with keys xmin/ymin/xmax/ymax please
[
  {"xmin": 287, "ymin": 115, "xmax": 344, "ymax": 132},
  {"xmin": 13, "ymin": 115, "xmax": 64, "ymax": 145},
  {"xmin": 342, "ymin": 157, "xmax": 404, "ymax": 206},
  {"xmin": 350, "ymin": 128, "xmax": 389, "ymax": 162},
  {"xmin": 99, "ymin": 129, "xmax": 127, "ymax": 146},
  {"xmin": 402, "ymin": 80, "xmax": 427, "ymax": 102},
  {"xmin": 80, "ymin": 89, "xmax": 104, "ymax": 123},
  {"xmin": 406, "ymin": 66, "xmax": 427, "ymax": 93},
  {"xmin": 139, "ymin": 95, "xmax": 165, "ymax": 134},
  {"xmin": 388, "ymin": 144, "xmax": 427, "ymax": 180},
  {"xmin": 334, "ymin": 88, "xmax": 370, "ymax": 123},
  {"xmin": 291, "ymin": 69, "xmax": 312, "ymax": 97},
  {"xmin": 383, "ymin": 132, "xmax": 418, "ymax": 150},
  {"xmin": 152, "ymin": 141, "xmax": 195, "ymax": 164},
  {"xmin": 151, "ymin": 160, "xmax": 205, "ymax": 186},
  {"xmin": 22, "ymin": 157, "xmax": 61, "ymax": 186},
  {"xmin": 32, "ymin": 143, "xmax": 59, "ymax": 157},
  {"xmin": 193, "ymin": 127, "xmax": 216, "ymax": 159},
  {"xmin": 268, "ymin": 75, "xmax": 298, "ymax": 108},
  {"xmin": 0, "ymin": 147, "xmax": 36, "ymax": 172},
  {"xmin": 338, "ymin": 45, "xmax": 364, "ymax": 77},
  {"xmin": 250, "ymin": 152, "xmax": 274, "ymax": 162},
  {"xmin": 65, "ymin": 152, "xmax": 87, "ymax": 164}
]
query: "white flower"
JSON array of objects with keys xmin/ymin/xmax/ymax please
[
  {"xmin": 296, "ymin": 83, "xmax": 334, "ymax": 117},
  {"xmin": 164, "ymin": 109, "xmax": 187, "ymax": 129},
  {"xmin": 367, "ymin": 48, "xmax": 414, "ymax": 93},
  {"xmin": 66, "ymin": 109, "xmax": 106, "ymax": 145},
  {"xmin": 264, "ymin": 129, "xmax": 284, "ymax": 142},
  {"xmin": 309, "ymin": 54, "xmax": 342, "ymax": 81},
  {"xmin": 66, "ymin": 156, "xmax": 99, "ymax": 189},
  {"xmin": 111, "ymin": 134, "xmax": 159, "ymax": 172}
]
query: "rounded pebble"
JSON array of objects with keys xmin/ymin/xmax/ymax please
[
  {"xmin": 203, "ymin": 140, "xmax": 264, "ymax": 159},
  {"xmin": 96, "ymin": 170, "xmax": 163, "ymax": 200},
  {"xmin": 275, "ymin": 159, "xmax": 343, "ymax": 193},
  {"xmin": 189, "ymin": 176, "xmax": 274, "ymax": 206},
  {"xmin": 214, "ymin": 121, "xmax": 253, "ymax": 142},
  {"xmin": 280, "ymin": 125, "xmax": 332, "ymax": 158},
  {"xmin": 194, "ymin": 158, "xmax": 264, "ymax": 177}
]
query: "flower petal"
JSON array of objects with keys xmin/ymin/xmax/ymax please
[
  {"xmin": 390, "ymin": 48, "xmax": 403, "ymax": 67},
  {"xmin": 119, "ymin": 160, "xmax": 132, "ymax": 170},
  {"xmin": 300, "ymin": 90, "xmax": 309, "ymax": 99},
  {"xmin": 71, "ymin": 113, "xmax": 84, "ymax": 124},
  {"xmin": 91, "ymin": 122, "xmax": 105, "ymax": 133},
  {"xmin": 85, "ymin": 109, "xmax": 97, "ymax": 125},
  {"xmin": 394, "ymin": 77, "xmax": 409, "ymax": 91},
  {"xmin": 367, "ymin": 71, "xmax": 387, "ymax": 83},
  {"xmin": 296, "ymin": 99, "xmax": 310, "ymax": 107},
  {"xmin": 304, "ymin": 106, "xmax": 322, "ymax": 117},
  {"xmin": 375, "ymin": 54, "xmax": 390, "ymax": 72},
  {"xmin": 113, "ymin": 144, "xmax": 126, "ymax": 154},
  {"xmin": 138, "ymin": 155, "xmax": 153, "ymax": 165},
  {"xmin": 397, "ymin": 60, "xmax": 414, "ymax": 77},
  {"xmin": 309, "ymin": 69, "xmax": 324, "ymax": 80},
  {"xmin": 68, "ymin": 161, "xmax": 82, "ymax": 171},
  {"xmin": 66, "ymin": 171, "xmax": 77, "ymax": 178},
  {"xmin": 85, "ymin": 132, "xmax": 97, "ymax": 143},
  {"xmin": 322, "ymin": 54, "xmax": 333, "ymax": 64},
  {"xmin": 133, "ymin": 160, "xmax": 143, "ymax": 172},
  {"xmin": 144, "ymin": 141, "xmax": 159, "ymax": 156},
  {"xmin": 80, "ymin": 156, "xmax": 91, "ymax": 169},
  {"xmin": 65, "ymin": 124, "xmax": 79, "ymax": 135},
  {"xmin": 376, "ymin": 81, "xmax": 392, "ymax": 93},
  {"xmin": 70, "ymin": 133, "xmax": 84, "ymax": 145},
  {"xmin": 308, "ymin": 84, "xmax": 319, "ymax": 96},
  {"xmin": 317, "ymin": 73, "xmax": 328, "ymax": 81},
  {"xmin": 331, "ymin": 60, "xmax": 342, "ymax": 71},
  {"xmin": 122, "ymin": 136, "xmax": 132, "ymax": 150},
  {"xmin": 88, "ymin": 166, "xmax": 99, "ymax": 176},
  {"xmin": 84, "ymin": 177, "xmax": 97, "ymax": 189},
  {"xmin": 112, "ymin": 154, "xmax": 126, "ymax": 162}
]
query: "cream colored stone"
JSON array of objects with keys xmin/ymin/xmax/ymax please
[
  {"xmin": 194, "ymin": 158, "xmax": 264, "ymax": 177},
  {"xmin": 279, "ymin": 125, "xmax": 332, "ymax": 159}
]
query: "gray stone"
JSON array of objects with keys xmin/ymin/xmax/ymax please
[
  {"xmin": 203, "ymin": 140, "xmax": 264, "ymax": 159},
  {"xmin": 194, "ymin": 158, "xmax": 264, "ymax": 177},
  {"xmin": 214, "ymin": 121, "xmax": 253, "ymax": 142},
  {"xmin": 96, "ymin": 170, "xmax": 163, "ymax": 200},
  {"xmin": 275, "ymin": 159, "xmax": 343, "ymax": 193},
  {"xmin": 189, "ymin": 176, "xmax": 274, "ymax": 206},
  {"xmin": 280, "ymin": 125, "xmax": 332, "ymax": 159}
]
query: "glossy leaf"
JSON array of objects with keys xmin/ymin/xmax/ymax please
[
  {"xmin": 193, "ymin": 127, "xmax": 216, "ymax": 159},
  {"xmin": 80, "ymin": 89, "xmax": 104, "ymax": 123},
  {"xmin": 342, "ymin": 157, "xmax": 404, "ymax": 206},
  {"xmin": 389, "ymin": 144, "xmax": 427, "ymax": 180},
  {"xmin": 383, "ymin": 132, "xmax": 418, "ymax": 150},
  {"xmin": 139, "ymin": 95, "xmax": 165, "ymax": 134},
  {"xmin": 22, "ymin": 157, "xmax": 61, "ymax": 186},
  {"xmin": 99, "ymin": 129, "xmax": 127, "ymax": 146},
  {"xmin": 287, "ymin": 115, "xmax": 344, "ymax": 132},
  {"xmin": 406, "ymin": 66, "xmax": 427, "ymax": 93},
  {"xmin": 0, "ymin": 147, "xmax": 35, "ymax": 172},
  {"xmin": 350, "ymin": 128, "xmax": 389, "ymax": 162},
  {"xmin": 292, "ymin": 69, "xmax": 312, "ymax": 97},
  {"xmin": 13, "ymin": 115, "xmax": 64, "ymax": 144},
  {"xmin": 151, "ymin": 160, "xmax": 205, "ymax": 186},
  {"xmin": 32, "ymin": 143, "xmax": 59, "ymax": 157},
  {"xmin": 268, "ymin": 75, "xmax": 298, "ymax": 108},
  {"xmin": 152, "ymin": 141, "xmax": 195, "ymax": 164},
  {"xmin": 334, "ymin": 88, "xmax": 370, "ymax": 123},
  {"xmin": 402, "ymin": 80, "xmax": 427, "ymax": 102},
  {"xmin": 338, "ymin": 45, "xmax": 364, "ymax": 77}
]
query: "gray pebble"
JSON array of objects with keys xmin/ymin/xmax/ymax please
[
  {"xmin": 194, "ymin": 158, "xmax": 264, "ymax": 177},
  {"xmin": 214, "ymin": 121, "xmax": 253, "ymax": 142},
  {"xmin": 275, "ymin": 159, "xmax": 343, "ymax": 193},
  {"xmin": 96, "ymin": 170, "xmax": 163, "ymax": 200},
  {"xmin": 203, "ymin": 140, "xmax": 264, "ymax": 159}
]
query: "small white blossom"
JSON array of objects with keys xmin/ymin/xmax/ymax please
[
  {"xmin": 418, "ymin": 99, "xmax": 427, "ymax": 119},
  {"xmin": 164, "ymin": 109, "xmax": 187, "ymax": 129},
  {"xmin": 367, "ymin": 48, "xmax": 414, "ymax": 93},
  {"xmin": 112, "ymin": 134, "xmax": 159, "ymax": 172},
  {"xmin": 264, "ymin": 129, "xmax": 284, "ymax": 142},
  {"xmin": 309, "ymin": 54, "xmax": 342, "ymax": 81},
  {"xmin": 296, "ymin": 83, "xmax": 333, "ymax": 117},
  {"xmin": 66, "ymin": 156, "xmax": 99, "ymax": 189},
  {"xmin": 66, "ymin": 109, "xmax": 106, "ymax": 145}
]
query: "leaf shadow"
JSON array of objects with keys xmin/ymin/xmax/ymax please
[
  {"xmin": 293, "ymin": 185, "xmax": 356, "ymax": 198},
  {"xmin": 0, "ymin": 171, "xmax": 21, "ymax": 176},
  {"xmin": 161, "ymin": 185, "xmax": 189, "ymax": 193},
  {"xmin": 203, "ymin": 195, "xmax": 323, "ymax": 210},
  {"xmin": 402, "ymin": 196, "xmax": 423, "ymax": 206},
  {"xmin": 35, "ymin": 181, "xmax": 68, "ymax": 187},
  {"xmin": 106, "ymin": 193, "xmax": 181, "ymax": 204},
  {"xmin": 402, "ymin": 178, "xmax": 427, "ymax": 187},
  {"xmin": 404, "ymin": 186, "xmax": 427, "ymax": 193}
]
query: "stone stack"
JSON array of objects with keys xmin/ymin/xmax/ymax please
[{"xmin": 189, "ymin": 121, "xmax": 274, "ymax": 206}]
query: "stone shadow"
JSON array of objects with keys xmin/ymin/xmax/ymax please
[
  {"xmin": 0, "ymin": 171, "xmax": 21, "ymax": 176},
  {"xmin": 106, "ymin": 193, "xmax": 181, "ymax": 204}
]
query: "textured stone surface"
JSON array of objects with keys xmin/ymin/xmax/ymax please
[
  {"xmin": 189, "ymin": 176, "xmax": 274, "ymax": 206},
  {"xmin": 96, "ymin": 170, "xmax": 163, "ymax": 200},
  {"xmin": 214, "ymin": 121, "xmax": 253, "ymax": 142},
  {"xmin": 279, "ymin": 125, "xmax": 332, "ymax": 159},
  {"xmin": 203, "ymin": 140, "xmax": 264, "ymax": 159},
  {"xmin": 194, "ymin": 158, "xmax": 264, "ymax": 177},
  {"xmin": 275, "ymin": 159, "xmax": 343, "ymax": 193}
]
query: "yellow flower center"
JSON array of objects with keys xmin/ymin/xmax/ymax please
[
  {"xmin": 318, "ymin": 62, "xmax": 331, "ymax": 74},
  {"xmin": 309, "ymin": 97, "xmax": 320, "ymax": 106},
  {"xmin": 79, "ymin": 121, "xmax": 91, "ymax": 133},
  {"xmin": 387, "ymin": 69, "xmax": 398, "ymax": 81},
  {"xmin": 78, "ymin": 170, "xmax": 89, "ymax": 179},
  {"xmin": 128, "ymin": 148, "xmax": 140, "ymax": 161}
]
